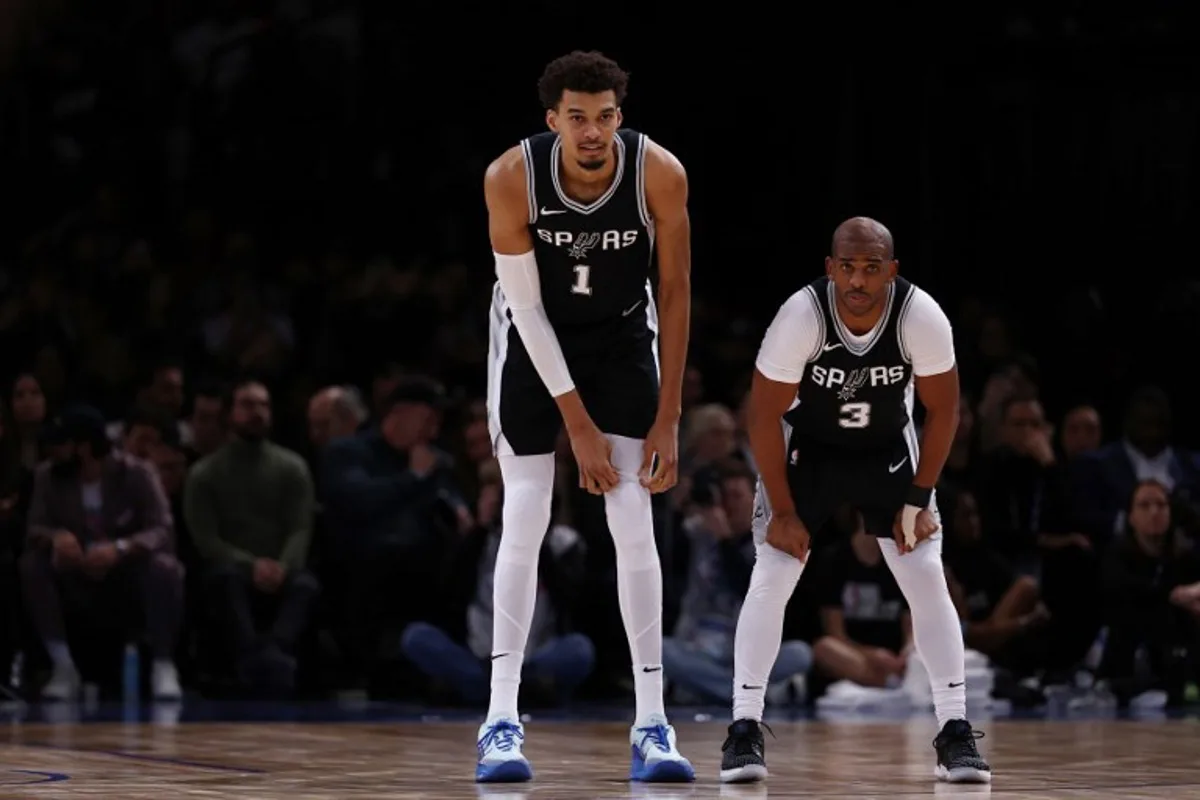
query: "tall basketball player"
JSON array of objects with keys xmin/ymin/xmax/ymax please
[
  {"xmin": 476, "ymin": 51, "xmax": 694, "ymax": 784},
  {"xmin": 718, "ymin": 218, "xmax": 992, "ymax": 785}
]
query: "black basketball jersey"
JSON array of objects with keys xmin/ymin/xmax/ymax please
[
  {"xmin": 784, "ymin": 276, "xmax": 918, "ymax": 450},
  {"xmin": 521, "ymin": 129, "xmax": 655, "ymax": 329}
]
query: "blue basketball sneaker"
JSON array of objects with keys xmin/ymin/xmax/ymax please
[
  {"xmin": 475, "ymin": 718, "xmax": 533, "ymax": 783},
  {"xmin": 629, "ymin": 714, "xmax": 695, "ymax": 782}
]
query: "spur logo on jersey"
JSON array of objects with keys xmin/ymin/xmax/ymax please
[
  {"xmin": 536, "ymin": 228, "xmax": 640, "ymax": 252},
  {"xmin": 810, "ymin": 364, "xmax": 907, "ymax": 400},
  {"xmin": 567, "ymin": 232, "xmax": 600, "ymax": 260}
]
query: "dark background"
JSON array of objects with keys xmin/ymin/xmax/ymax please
[{"xmin": 3, "ymin": 2, "xmax": 1200, "ymax": 438}]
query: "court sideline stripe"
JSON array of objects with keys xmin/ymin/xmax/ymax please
[{"xmin": 15, "ymin": 740, "xmax": 268, "ymax": 774}]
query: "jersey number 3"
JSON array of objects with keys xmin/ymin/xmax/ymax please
[
  {"xmin": 838, "ymin": 402, "xmax": 871, "ymax": 429},
  {"xmin": 571, "ymin": 265, "xmax": 593, "ymax": 296}
]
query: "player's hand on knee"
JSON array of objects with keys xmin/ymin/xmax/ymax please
[
  {"xmin": 893, "ymin": 507, "xmax": 940, "ymax": 553},
  {"xmin": 569, "ymin": 424, "xmax": 619, "ymax": 495},
  {"xmin": 766, "ymin": 511, "xmax": 810, "ymax": 561},
  {"xmin": 915, "ymin": 509, "xmax": 939, "ymax": 542},
  {"xmin": 639, "ymin": 417, "xmax": 679, "ymax": 494}
]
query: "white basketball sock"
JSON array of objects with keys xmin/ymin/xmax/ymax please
[
  {"xmin": 878, "ymin": 533, "xmax": 967, "ymax": 727},
  {"xmin": 603, "ymin": 435, "xmax": 666, "ymax": 726},
  {"xmin": 732, "ymin": 543, "xmax": 804, "ymax": 722},
  {"xmin": 487, "ymin": 453, "xmax": 556, "ymax": 723}
]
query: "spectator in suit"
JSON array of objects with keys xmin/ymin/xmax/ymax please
[
  {"xmin": 20, "ymin": 406, "xmax": 183, "ymax": 700},
  {"xmin": 1070, "ymin": 387, "xmax": 1200, "ymax": 543},
  {"xmin": 184, "ymin": 379, "xmax": 320, "ymax": 694}
]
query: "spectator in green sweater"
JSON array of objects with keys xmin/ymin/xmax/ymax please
[{"xmin": 184, "ymin": 378, "xmax": 319, "ymax": 694}]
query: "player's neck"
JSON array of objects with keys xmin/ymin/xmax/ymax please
[
  {"xmin": 557, "ymin": 150, "xmax": 618, "ymax": 204},
  {"xmin": 833, "ymin": 297, "xmax": 886, "ymax": 336}
]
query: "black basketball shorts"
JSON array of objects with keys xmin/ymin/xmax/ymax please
[
  {"xmin": 752, "ymin": 424, "xmax": 923, "ymax": 544},
  {"xmin": 486, "ymin": 295, "xmax": 660, "ymax": 457}
]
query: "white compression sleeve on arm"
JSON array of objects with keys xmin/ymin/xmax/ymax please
[{"xmin": 494, "ymin": 250, "xmax": 575, "ymax": 397}]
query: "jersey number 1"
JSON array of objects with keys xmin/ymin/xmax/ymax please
[
  {"xmin": 839, "ymin": 402, "xmax": 871, "ymax": 429},
  {"xmin": 571, "ymin": 265, "xmax": 593, "ymax": 296}
]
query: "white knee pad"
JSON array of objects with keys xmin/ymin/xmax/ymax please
[{"xmin": 497, "ymin": 453, "xmax": 556, "ymax": 565}]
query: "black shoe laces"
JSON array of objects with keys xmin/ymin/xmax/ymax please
[
  {"xmin": 934, "ymin": 726, "xmax": 985, "ymax": 764},
  {"xmin": 722, "ymin": 720, "xmax": 775, "ymax": 756}
]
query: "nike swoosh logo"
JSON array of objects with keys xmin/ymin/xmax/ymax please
[
  {"xmin": 822, "ymin": 342, "xmax": 843, "ymax": 352},
  {"xmin": 622, "ymin": 300, "xmax": 642, "ymax": 316},
  {"xmin": 490, "ymin": 653, "xmax": 507, "ymax": 661},
  {"xmin": 948, "ymin": 681, "xmax": 964, "ymax": 688},
  {"xmin": 741, "ymin": 684, "xmax": 762, "ymax": 690},
  {"xmin": 540, "ymin": 207, "xmax": 566, "ymax": 215},
  {"xmin": 642, "ymin": 666, "xmax": 662, "ymax": 673},
  {"xmin": 888, "ymin": 457, "xmax": 908, "ymax": 473}
]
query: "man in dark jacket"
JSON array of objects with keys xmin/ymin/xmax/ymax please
[
  {"xmin": 21, "ymin": 405, "xmax": 184, "ymax": 700},
  {"xmin": 322, "ymin": 376, "xmax": 471, "ymax": 682}
]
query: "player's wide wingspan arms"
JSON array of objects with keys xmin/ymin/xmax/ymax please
[
  {"xmin": 484, "ymin": 149, "xmax": 593, "ymax": 432},
  {"xmin": 907, "ymin": 365, "xmax": 961, "ymax": 520},
  {"xmin": 643, "ymin": 141, "xmax": 691, "ymax": 424},
  {"xmin": 747, "ymin": 369, "xmax": 800, "ymax": 519}
]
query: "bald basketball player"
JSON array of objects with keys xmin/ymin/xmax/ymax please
[{"xmin": 719, "ymin": 218, "xmax": 992, "ymax": 785}]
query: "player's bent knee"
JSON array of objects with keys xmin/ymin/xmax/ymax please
[
  {"xmin": 497, "ymin": 453, "xmax": 556, "ymax": 554},
  {"xmin": 602, "ymin": 479, "xmax": 657, "ymax": 561},
  {"xmin": 747, "ymin": 543, "xmax": 803, "ymax": 602}
]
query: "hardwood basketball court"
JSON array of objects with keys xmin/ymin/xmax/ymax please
[{"xmin": 0, "ymin": 706, "xmax": 1196, "ymax": 798}]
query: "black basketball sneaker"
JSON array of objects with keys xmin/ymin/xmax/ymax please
[
  {"xmin": 719, "ymin": 719, "xmax": 771, "ymax": 783},
  {"xmin": 933, "ymin": 719, "xmax": 992, "ymax": 783}
]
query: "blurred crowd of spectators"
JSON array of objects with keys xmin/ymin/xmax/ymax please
[
  {"xmin": 3, "ymin": 356, "xmax": 1200, "ymax": 710},
  {"xmin": 0, "ymin": 0, "xmax": 1197, "ymax": 710}
]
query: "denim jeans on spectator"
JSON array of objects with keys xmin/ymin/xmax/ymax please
[
  {"xmin": 662, "ymin": 636, "xmax": 813, "ymax": 704},
  {"xmin": 400, "ymin": 621, "xmax": 595, "ymax": 705}
]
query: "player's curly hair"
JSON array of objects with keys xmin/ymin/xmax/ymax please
[{"xmin": 537, "ymin": 51, "xmax": 629, "ymax": 110}]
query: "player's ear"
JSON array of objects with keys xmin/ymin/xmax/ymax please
[
  {"xmin": 545, "ymin": 108, "xmax": 559, "ymax": 133},
  {"xmin": 889, "ymin": 259, "xmax": 899, "ymax": 279},
  {"xmin": 616, "ymin": 107, "xmax": 624, "ymax": 128},
  {"xmin": 824, "ymin": 256, "xmax": 834, "ymax": 277}
]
